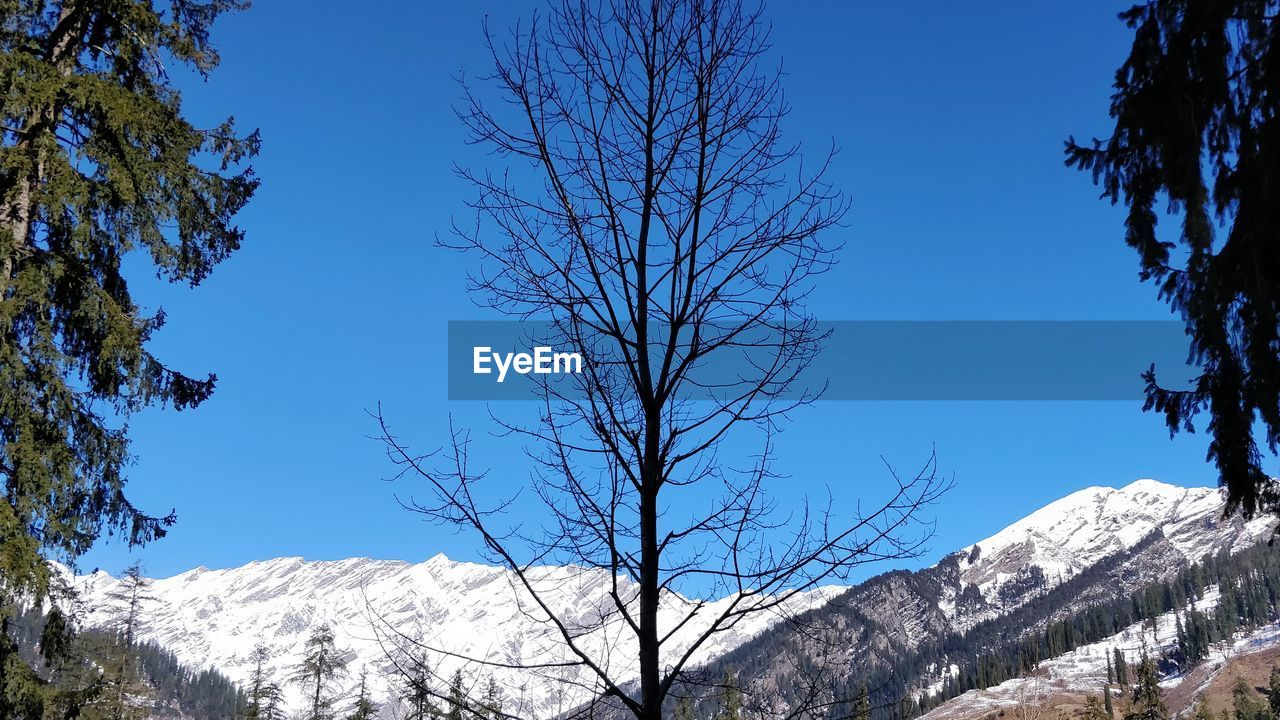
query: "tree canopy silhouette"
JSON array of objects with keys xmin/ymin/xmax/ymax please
[{"xmin": 1067, "ymin": 0, "xmax": 1280, "ymax": 520}]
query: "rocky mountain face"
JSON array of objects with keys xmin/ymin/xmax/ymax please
[
  {"xmin": 67, "ymin": 480, "xmax": 1275, "ymax": 720},
  {"xmin": 692, "ymin": 480, "xmax": 1273, "ymax": 718}
]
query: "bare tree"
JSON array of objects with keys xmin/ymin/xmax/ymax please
[{"xmin": 378, "ymin": 1, "xmax": 948, "ymax": 719}]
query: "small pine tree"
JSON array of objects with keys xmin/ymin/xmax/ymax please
[
  {"xmin": 1269, "ymin": 668, "xmax": 1280, "ymax": 715},
  {"xmin": 1193, "ymin": 698, "xmax": 1216, "ymax": 720},
  {"xmin": 675, "ymin": 696, "xmax": 696, "ymax": 720},
  {"xmin": 1085, "ymin": 695, "xmax": 1111, "ymax": 720},
  {"xmin": 400, "ymin": 646, "xmax": 439, "ymax": 720},
  {"xmin": 293, "ymin": 624, "xmax": 349, "ymax": 720},
  {"xmin": 1104, "ymin": 686, "xmax": 1114, "ymax": 718},
  {"xmin": 245, "ymin": 644, "xmax": 272, "ymax": 720},
  {"xmin": 853, "ymin": 682, "xmax": 871, "ymax": 720},
  {"xmin": 1115, "ymin": 649, "xmax": 1129, "ymax": 686},
  {"xmin": 1124, "ymin": 654, "xmax": 1167, "ymax": 720},
  {"xmin": 480, "ymin": 675, "xmax": 503, "ymax": 720},
  {"xmin": 346, "ymin": 671, "xmax": 379, "ymax": 720},
  {"xmin": 98, "ymin": 564, "xmax": 155, "ymax": 720},
  {"xmin": 1232, "ymin": 676, "xmax": 1275, "ymax": 720},
  {"xmin": 446, "ymin": 670, "xmax": 465, "ymax": 720},
  {"xmin": 717, "ymin": 670, "xmax": 742, "ymax": 720}
]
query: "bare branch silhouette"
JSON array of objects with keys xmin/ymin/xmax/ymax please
[{"xmin": 379, "ymin": 1, "xmax": 948, "ymax": 718}]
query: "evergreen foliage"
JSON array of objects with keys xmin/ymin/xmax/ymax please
[
  {"xmin": 695, "ymin": 535, "xmax": 1280, "ymax": 720},
  {"xmin": 1232, "ymin": 675, "xmax": 1276, "ymax": 720},
  {"xmin": 1126, "ymin": 655, "xmax": 1168, "ymax": 720},
  {"xmin": 396, "ymin": 643, "xmax": 440, "ymax": 720},
  {"xmin": 0, "ymin": 1, "xmax": 257, "ymax": 714},
  {"xmin": 1066, "ymin": 0, "xmax": 1280, "ymax": 520},
  {"xmin": 1270, "ymin": 669, "xmax": 1280, "ymax": 715},
  {"xmin": 293, "ymin": 624, "xmax": 349, "ymax": 720},
  {"xmin": 346, "ymin": 670, "xmax": 379, "ymax": 720},
  {"xmin": 853, "ymin": 683, "xmax": 871, "ymax": 720},
  {"xmin": 4, "ymin": 604, "xmax": 243, "ymax": 719}
]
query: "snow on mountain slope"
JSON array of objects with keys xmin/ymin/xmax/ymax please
[
  {"xmin": 951, "ymin": 479, "xmax": 1272, "ymax": 608},
  {"xmin": 67, "ymin": 554, "xmax": 839, "ymax": 718},
  {"xmin": 65, "ymin": 479, "xmax": 1272, "ymax": 719},
  {"xmin": 920, "ymin": 590, "xmax": 1280, "ymax": 720}
]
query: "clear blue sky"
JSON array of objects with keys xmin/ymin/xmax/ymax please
[{"xmin": 80, "ymin": 1, "xmax": 1224, "ymax": 581}]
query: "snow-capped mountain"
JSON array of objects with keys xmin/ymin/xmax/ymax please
[
  {"xmin": 67, "ymin": 553, "xmax": 839, "ymax": 718},
  {"xmin": 66, "ymin": 480, "xmax": 1275, "ymax": 719},
  {"xmin": 664, "ymin": 479, "xmax": 1275, "ymax": 718},
  {"xmin": 945, "ymin": 479, "xmax": 1272, "ymax": 627}
]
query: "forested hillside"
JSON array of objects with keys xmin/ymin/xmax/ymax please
[
  {"xmin": 684, "ymin": 535, "xmax": 1280, "ymax": 720},
  {"xmin": 4, "ymin": 606, "xmax": 244, "ymax": 720}
]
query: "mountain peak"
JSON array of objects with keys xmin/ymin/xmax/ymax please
[{"xmin": 949, "ymin": 479, "xmax": 1266, "ymax": 611}]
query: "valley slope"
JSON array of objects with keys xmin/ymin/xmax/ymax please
[{"xmin": 68, "ymin": 480, "xmax": 1275, "ymax": 719}]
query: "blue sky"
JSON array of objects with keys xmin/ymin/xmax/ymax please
[{"xmin": 79, "ymin": 1, "xmax": 1225, "ymax": 581}]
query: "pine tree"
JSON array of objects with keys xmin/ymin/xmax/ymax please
[
  {"xmin": 1269, "ymin": 668, "xmax": 1280, "ymax": 715},
  {"xmin": 674, "ymin": 696, "xmax": 696, "ymax": 720},
  {"xmin": 1105, "ymin": 686, "xmax": 1115, "ymax": 718},
  {"xmin": 1115, "ymin": 649, "xmax": 1129, "ymax": 686},
  {"xmin": 259, "ymin": 682, "xmax": 286, "ymax": 720},
  {"xmin": 1086, "ymin": 695, "xmax": 1112, "ymax": 720},
  {"xmin": 399, "ymin": 645, "xmax": 439, "ymax": 720},
  {"xmin": 293, "ymin": 624, "xmax": 349, "ymax": 720},
  {"xmin": 96, "ymin": 563, "xmax": 154, "ymax": 720},
  {"xmin": 346, "ymin": 670, "xmax": 379, "ymax": 720},
  {"xmin": 446, "ymin": 670, "xmax": 465, "ymax": 720},
  {"xmin": 245, "ymin": 644, "xmax": 274, "ymax": 720},
  {"xmin": 1124, "ymin": 654, "xmax": 1167, "ymax": 720},
  {"xmin": 717, "ymin": 670, "xmax": 742, "ymax": 720},
  {"xmin": 1108, "ymin": 654, "xmax": 1115, "ymax": 684},
  {"xmin": 1232, "ymin": 676, "xmax": 1275, "ymax": 720},
  {"xmin": 480, "ymin": 675, "xmax": 503, "ymax": 720},
  {"xmin": 1194, "ymin": 698, "xmax": 1216, "ymax": 720},
  {"xmin": 0, "ymin": 2, "xmax": 257, "ymax": 713},
  {"xmin": 854, "ymin": 682, "xmax": 872, "ymax": 720},
  {"xmin": 1066, "ymin": 0, "xmax": 1280, "ymax": 521}
]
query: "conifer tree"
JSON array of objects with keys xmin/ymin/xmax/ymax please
[
  {"xmin": 853, "ymin": 682, "xmax": 872, "ymax": 720},
  {"xmin": 293, "ymin": 624, "xmax": 349, "ymax": 720},
  {"xmin": 1108, "ymin": 654, "xmax": 1115, "ymax": 684},
  {"xmin": 1232, "ymin": 676, "xmax": 1275, "ymax": 720},
  {"xmin": 717, "ymin": 670, "xmax": 742, "ymax": 720},
  {"xmin": 1104, "ymin": 685, "xmax": 1115, "ymax": 718},
  {"xmin": 0, "ymin": 0, "xmax": 258, "ymax": 595},
  {"xmin": 245, "ymin": 643, "xmax": 274, "ymax": 720},
  {"xmin": 346, "ymin": 670, "xmax": 379, "ymax": 720},
  {"xmin": 1086, "ymin": 695, "xmax": 1112, "ymax": 720},
  {"xmin": 1115, "ymin": 650, "xmax": 1129, "ymax": 685},
  {"xmin": 674, "ymin": 696, "xmax": 696, "ymax": 720},
  {"xmin": 445, "ymin": 670, "xmax": 465, "ymax": 720},
  {"xmin": 398, "ymin": 645, "xmax": 439, "ymax": 720},
  {"xmin": 258, "ymin": 682, "xmax": 286, "ymax": 720},
  {"xmin": 98, "ymin": 563, "xmax": 154, "ymax": 720},
  {"xmin": 0, "ymin": 1, "xmax": 257, "ymax": 712},
  {"xmin": 479, "ymin": 675, "xmax": 502, "ymax": 720},
  {"xmin": 1194, "ymin": 698, "xmax": 1216, "ymax": 720},
  {"xmin": 1124, "ymin": 655, "xmax": 1167, "ymax": 720},
  {"xmin": 1066, "ymin": 0, "xmax": 1280, "ymax": 521},
  {"xmin": 1269, "ymin": 668, "xmax": 1280, "ymax": 715}
]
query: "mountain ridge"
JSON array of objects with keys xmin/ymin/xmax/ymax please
[{"xmin": 65, "ymin": 479, "xmax": 1273, "ymax": 719}]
